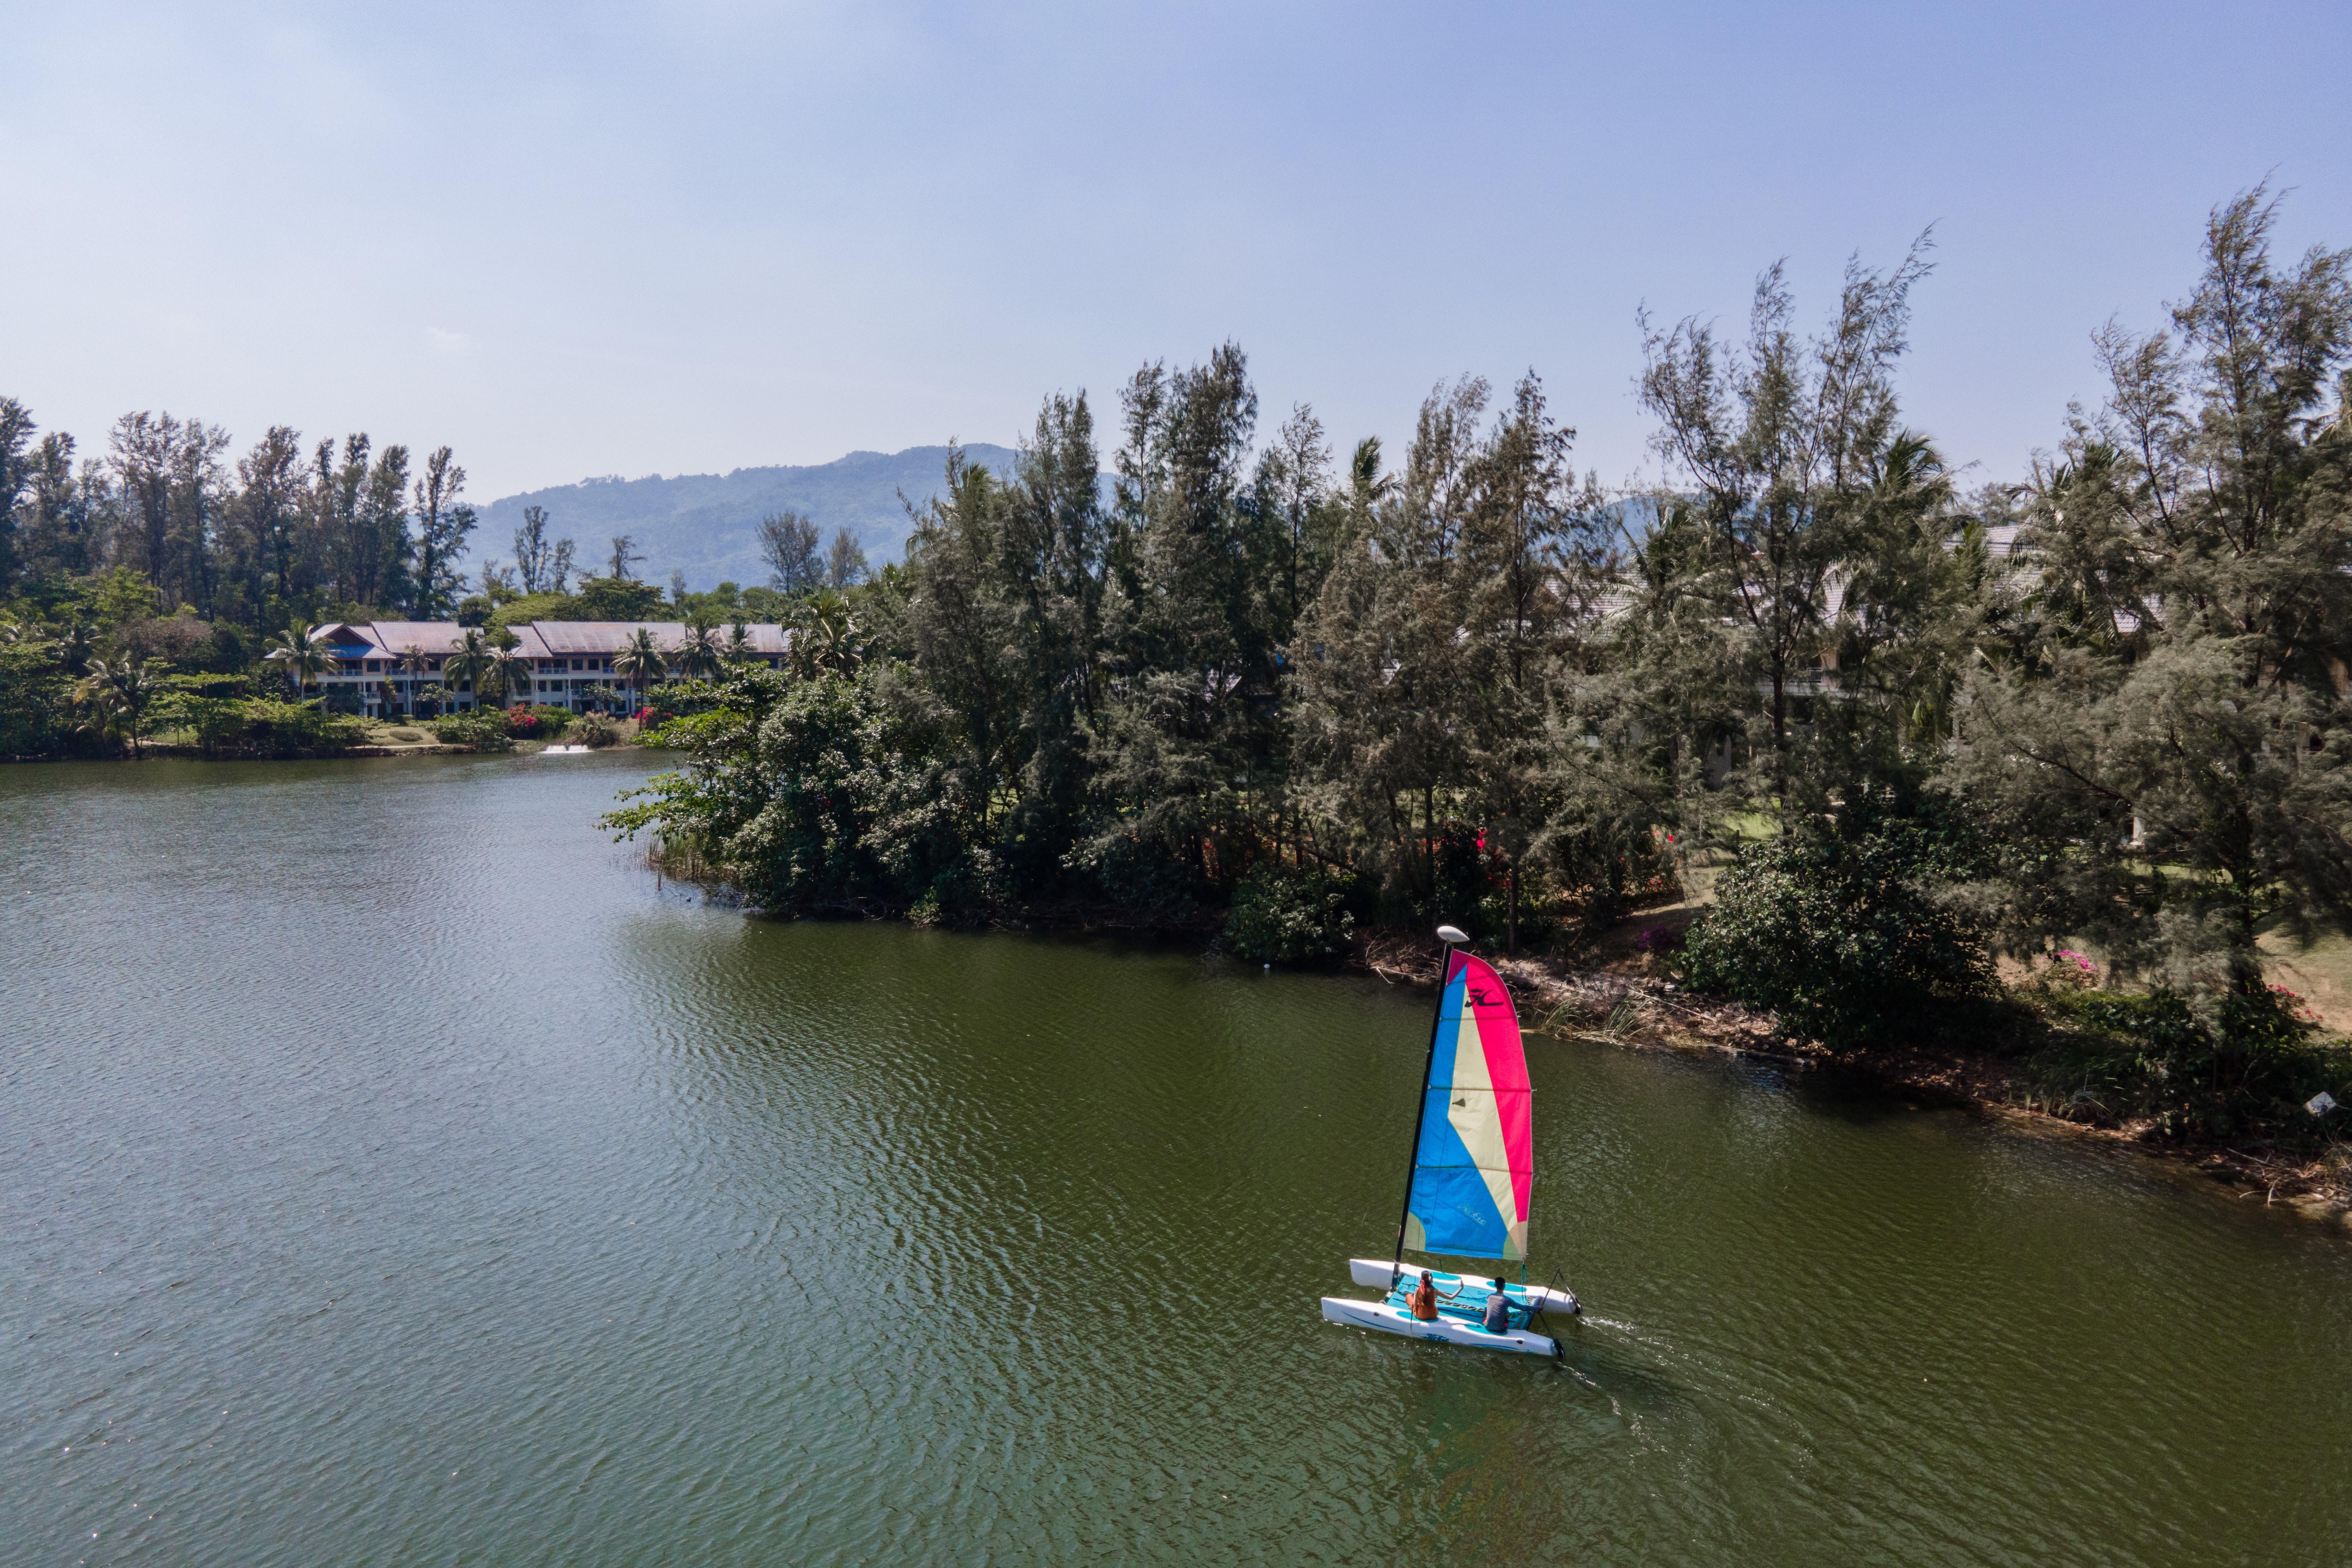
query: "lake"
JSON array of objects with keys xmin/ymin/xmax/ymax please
[{"xmin": 3, "ymin": 753, "xmax": 2347, "ymax": 1565}]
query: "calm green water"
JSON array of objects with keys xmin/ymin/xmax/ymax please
[{"xmin": 3, "ymin": 754, "xmax": 2348, "ymax": 1565}]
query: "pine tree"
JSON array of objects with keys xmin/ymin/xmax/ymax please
[{"xmin": 1949, "ymin": 186, "xmax": 2352, "ymax": 1012}]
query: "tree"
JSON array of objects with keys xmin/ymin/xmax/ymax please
[
  {"xmin": 17, "ymin": 429, "xmax": 90, "ymax": 581},
  {"xmin": 614, "ymin": 626, "xmax": 668, "ymax": 709},
  {"xmin": 673, "ymin": 622, "xmax": 725, "ymax": 681},
  {"xmin": 514, "ymin": 505, "xmax": 565, "ymax": 594},
  {"xmin": 107, "ymin": 411, "xmax": 229, "ymax": 612},
  {"xmin": 442, "ymin": 626, "xmax": 494, "ymax": 709},
  {"xmin": 1458, "ymin": 373, "xmax": 1582, "ymax": 949},
  {"xmin": 826, "ymin": 526, "xmax": 868, "ymax": 589},
  {"xmin": 1084, "ymin": 345, "xmax": 1263, "ymax": 906},
  {"xmin": 571, "ymin": 575, "xmax": 666, "ymax": 620},
  {"xmin": 1948, "ymin": 185, "xmax": 2352, "ymax": 1018},
  {"xmin": 998, "ymin": 392, "xmax": 1109, "ymax": 861},
  {"xmin": 396, "ymin": 645, "xmax": 431, "ymax": 717},
  {"xmin": 793, "ymin": 591, "xmax": 863, "ymax": 678},
  {"xmin": 1291, "ymin": 377, "xmax": 1487, "ymax": 916},
  {"xmin": 1250, "ymin": 401, "xmax": 1345, "ymax": 649},
  {"xmin": 358, "ymin": 442, "xmax": 413, "ymax": 611},
  {"xmin": 607, "ymin": 534, "xmax": 644, "ymax": 581},
  {"xmin": 1637, "ymin": 238, "xmax": 1936, "ymax": 811},
  {"xmin": 412, "ymin": 447, "xmax": 477, "ymax": 618},
  {"xmin": 484, "ymin": 643, "xmax": 531, "ymax": 707},
  {"xmin": 220, "ymin": 426, "xmax": 307, "ymax": 618},
  {"xmin": 758, "ymin": 510, "xmax": 823, "ymax": 593},
  {"xmin": 263, "ymin": 621, "xmax": 335, "ymax": 699},
  {"xmin": 0, "ymin": 394, "xmax": 33, "ymax": 590},
  {"xmin": 52, "ymin": 619, "xmax": 96, "ymax": 676},
  {"xmin": 71, "ymin": 657, "xmax": 127, "ymax": 751},
  {"xmin": 74, "ymin": 655, "xmax": 161, "ymax": 758}
]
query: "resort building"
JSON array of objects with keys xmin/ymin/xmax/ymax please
[{"xmin": 303, "ymin": 621, "xmax": 792, "ymax": 718}]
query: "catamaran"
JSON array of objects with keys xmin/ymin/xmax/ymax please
[{"xmin": 1320, "ymin": 925, "xmax": 1578, "ymax": 1356}]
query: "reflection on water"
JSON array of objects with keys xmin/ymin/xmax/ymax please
[{"xmin": 2, "ymin": 754, "xmax": 2348, "ymax": 1565}]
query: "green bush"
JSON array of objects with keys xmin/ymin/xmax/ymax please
[
  {"xmin": 567, "ymin": 712, "xmax": 621, "ymax": 748},
  {"xmin": 0, "ymin": 641, "xmax": 74, "ymax": 757},
  {"xmin": 1224, "ymin": 862, "xmax": 1359, "ymax": 965},
  {"xmin": 231, "ymin": 700, "xmax": 368, "ymax": 756},
  {"xmin": 1680, "ymin": 812, "xmax": 1992, "ymax": 1051},
  {"xmin": 430, "ymin": 709, "xmax": 516, "ymax": 751}
]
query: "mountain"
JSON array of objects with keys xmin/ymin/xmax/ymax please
[{"xmin": 473, "ymin": 444, "xmax": 1022, "ymax": 591}]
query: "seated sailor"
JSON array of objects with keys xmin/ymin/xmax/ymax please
[
  {"xmin": 1408, "ymin": 1269, "xmax": 1464, "ymax": 1321},
  {"xmin": 1481, "ymin": 1279, "xmax": 1514, "ymax": 1334}
]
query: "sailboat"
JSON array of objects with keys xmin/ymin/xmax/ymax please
[{"xmin": 1320, "ymin": 925, "xmax": 1579, "ymax": 1356}]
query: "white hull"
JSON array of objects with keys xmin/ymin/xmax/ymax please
[
  {"xmin": 1346, "ymin": 1258, "xmax": 1578, "ymax": 1316},
  {"xmin": 1319, "ymin": 1295, "xmax": 1559, "ymax": 1356}
]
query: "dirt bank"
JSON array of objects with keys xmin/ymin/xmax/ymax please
[{"xmin": 1358, "ymin": 928, "xmax": 2352, "ymax": 1228}]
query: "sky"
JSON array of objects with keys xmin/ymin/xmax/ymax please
[{"xmin": 3, "ymin": 1, "xmax": 2348, "ymax": 502}]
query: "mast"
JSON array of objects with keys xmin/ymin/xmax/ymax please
[{"xmin": 1391, "ymin": 924, "xmax": 1467, "ymax": 1284}]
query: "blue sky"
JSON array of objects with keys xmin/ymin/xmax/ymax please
[{"xmin": 3, "ymin": 1, "xmax": 2347, "ymax": 500}]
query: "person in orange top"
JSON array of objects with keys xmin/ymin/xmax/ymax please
[{"xmin": 1407, "ymin": 1270, "xmax": 1462, "ymax": 1321}]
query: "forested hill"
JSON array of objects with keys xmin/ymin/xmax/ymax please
[{"xmin": 476, "ymin": 444, "xmax": 1021, "ymax": 589}]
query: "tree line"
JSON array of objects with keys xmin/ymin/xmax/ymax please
[
  {"xmin": 0, "ymin": 388, "xmax": 886, "ymax": 758},
  {"xmin": 0, "ymin": 417, "xmax": 490, "ymax": 627},
  {"xmin": 613, "ymin": 187, "xmax": 2352, "ymax": 1128}
]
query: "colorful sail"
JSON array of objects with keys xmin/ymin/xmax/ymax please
[{"xmin": 1402, "ymin": 951, "xmax": 1532, "ymax": 1261}]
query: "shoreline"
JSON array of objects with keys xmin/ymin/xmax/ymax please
[
  {"xmin": 1350, "ymin": 932, "xmax": 2352, "ymax": 1229},
  {"xmin": 630, "ymin": 835, "xmax": 2352, "ymax": 1228},
  {"xmin": 3, "ymin": 739, "xmax": 652, "ymax": 763}
]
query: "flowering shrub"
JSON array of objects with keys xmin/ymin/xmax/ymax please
[
  {"xmin": 2272, "ymin": 983, "xmax": 2324, "ymax": 1027},
  {"xmin": 2032, "ymin": 948, "xmax": 2101, "ymax": 991}
]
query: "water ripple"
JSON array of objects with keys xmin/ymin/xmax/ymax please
[{"xmin": 3, "ymin": 756, "xmax": 2349, "ymax": 1565}]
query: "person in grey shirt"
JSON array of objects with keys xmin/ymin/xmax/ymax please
[{"xmin": 1481, "ymin": 1279, "xmax": 1515, "ymax": 1334}]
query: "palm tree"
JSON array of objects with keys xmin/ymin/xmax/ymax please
[
  {"xmin": 613, "ymin": 626, "xmax": 667, "ymax": 712},
  {"xmin": 484, "ymin": 643, "xmax": 531, "ymax": 708},
  {"xmin": 792, "ymin": 590, "xmax": 862, "ymax": 678},
  {"xmin": 72, "ymin": 658, "xmax": 126, "ymax": 751},
  {"xmin": 113, "ymin": 660, "xmax": 160, "ymax": 758},
  {"xmin": 74, "ymin": 656, "xmax": 160, "ymax": 758},
  {"xmin": 674, "ymin": 622, "xmax": 725, "ymax": 682},
  {"xmin": 725, "ymin": 621, "xmax": 754, "ymax": 665},
  {"xmin": 442, "ymin": 627, "xmax": 493, "ymax": 711},
  {"xmin": 396, "ymin": 645, "xmax": 430, "ymax": 717},
  {"xmin": 263, "ymin": 621, "xmax": 335, "ymax": 700}
]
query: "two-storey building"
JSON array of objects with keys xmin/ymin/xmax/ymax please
[{"xmin": 303, "ymin": 621, "xmax": 791, "ymax": 718}]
